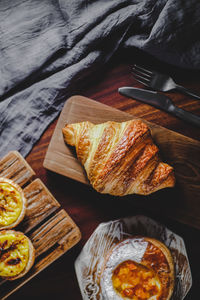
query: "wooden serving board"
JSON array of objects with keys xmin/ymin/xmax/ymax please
[
  {"xmin": 44, "ymin": 96, "xmax": 200, "ymax": 230},
  {"xmin": 0, "ymin": 151, "xmax": 81, "ymax": 300}
]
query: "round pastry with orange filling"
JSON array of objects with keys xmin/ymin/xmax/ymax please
[
  {"xmin": 0, "ymin": 177, "xmax": 27, "ymax": 229},
  {"xmin": 101, "ymin": 237, "xmax": 174, "ymax": 300},
  {"xmin": 0, "ymin": 230, "xmax": 35, "ymax": 280}
]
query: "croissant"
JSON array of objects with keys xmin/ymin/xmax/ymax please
[{"xmin": 62, "ymin": 120, "xmax": 175, "ymax": 196}]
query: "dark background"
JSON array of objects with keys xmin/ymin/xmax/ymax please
[{"xmin": 5, "ymin": 49, "xmax": 200, "ymax": 300}]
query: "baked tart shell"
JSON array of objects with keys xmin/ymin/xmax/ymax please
[
  {"xmin": 101, "ymin": 236, "xmax": 174, "ymax": 300},
  {"xmin": 0, "ymin": 230, "xmax": 35, "ymax": 280},
  {"xmin": 0, "ymin": 177, "xmax": 27, "ymax": 230}
]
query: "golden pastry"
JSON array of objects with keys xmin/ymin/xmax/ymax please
[
  {"xmin": 101, "ymin": 237, "xmax": 174, "ymax": 300},
  {"xmin": 0, "ymin": 230, "xmax": 35, "ymax": 280},
  {"xmin": 0, "ymin": 177, "xmax": 27, "ymax": 229},
  {"xmin": 62, "ymin": 120, "xmax": 175, "ymax": 195}
]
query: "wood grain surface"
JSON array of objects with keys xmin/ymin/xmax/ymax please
[
  {"xmin": 44, "ymin": 95, "xmax": 200, "ymax": 230},
  {"xmin": 5, "ymin": 50, "xmax": 200, "ymax": 300},
  {"xmin": 0, "ymin": 151, "xmax": 81, "ymax": 300}
]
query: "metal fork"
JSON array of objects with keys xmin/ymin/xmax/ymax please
[{"xmin": 132, "ymin": 64, "xmax": 200, "ymax": 100}]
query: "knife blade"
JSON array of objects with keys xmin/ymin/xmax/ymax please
[{"xmin": 118, "ymin": 87, "xmax": 200, "ymax": 127}]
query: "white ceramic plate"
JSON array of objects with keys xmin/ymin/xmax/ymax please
[{"xmin": 75, "ymin": 215, "xmax": 192, "ymax": 300}]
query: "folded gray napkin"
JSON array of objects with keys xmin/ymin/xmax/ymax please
[{"xmin": 0, "ymin": 0, "xmax": 200, "ymax": 157}]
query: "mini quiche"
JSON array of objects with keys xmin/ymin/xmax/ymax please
[
  {"xmin": 101, "ymin": 237, "xmax": 174, "ymax": 300},
  {"xmin": 0, "ymin": 177, "xmax": 27, "ymax": 229},
  {"xmin": 0, "ymin": 230, "xmax": 35, "ymax": 280}
]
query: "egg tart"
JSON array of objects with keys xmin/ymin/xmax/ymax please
[
  {"xmin": 0, "ymin": 177, "xmax": 27, "ymax": 229},
  {"xmin": 0, "ymin": 230, "xmax": 35, "ymax": 280},
  {"xmin": 101, "ymin": 237, "xmax": 174, "ymax": 300}
]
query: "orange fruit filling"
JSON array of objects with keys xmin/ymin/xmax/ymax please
[{"xmin": 112, "ymin": 260, "xmax": 161, "ymax": 299}]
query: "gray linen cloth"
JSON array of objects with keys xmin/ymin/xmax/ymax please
[{"xmin": 0, "ymin": 0, "xmax": 200, "ymax": 157}]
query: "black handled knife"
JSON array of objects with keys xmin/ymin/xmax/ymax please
[{"xmin": 118, "ymin": 87, "xmax": 200, "ymax": 127}]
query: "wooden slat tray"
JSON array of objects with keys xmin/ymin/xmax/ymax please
[
  {"xmin": 0, "ymin": 151, "xmax": 81, "ymax": 300},
  {"xmin": 43, "ymin": 96, "xmax": 200, "ymax": 230}
]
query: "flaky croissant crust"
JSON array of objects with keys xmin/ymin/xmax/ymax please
[{"xmin": 62, "ymin": 120, "xmax": 175, "ymax": 196}]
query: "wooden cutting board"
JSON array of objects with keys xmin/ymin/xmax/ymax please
[
  {"xmin": 0, "ymin": 151, "xmax": 81, "ymax": 300},
  {"xmin": 44, "ymin": 96, "xmax": 200, "ymax": 230}
]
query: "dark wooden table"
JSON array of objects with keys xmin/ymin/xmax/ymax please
[{"xmin": 9, "ymin": 49, "xmax": 200, "ymax": 300}]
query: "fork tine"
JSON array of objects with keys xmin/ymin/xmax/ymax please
[
  {"xmin": 132, "ymin": 75, "xmax": 149, "ymax": 87},
  {"xmin": 134, "ymin": 64, "xmax": 153, "ymax": 76},
  {"xmin": 132, "ymin": 78, "xmax": 149, "ymax": 87},
  {"xmin": 132, "ymin": 67, "xmax": 151, "ymax": 80},
  {"xmin": 131, "ymin": 72, "xmax": 150, "ymax": 86}
]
